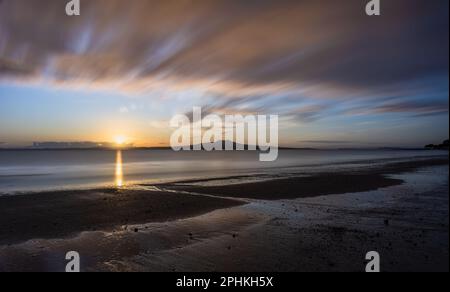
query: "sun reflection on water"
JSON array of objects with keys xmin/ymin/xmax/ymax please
[{"xmin": 115, "ymin": 150, "xmax": 124, "ymax": 187}]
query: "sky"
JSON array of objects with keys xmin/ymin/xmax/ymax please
[{"xmin": 0, "ymin": 0, "xmax": 448, "ymax": 148}]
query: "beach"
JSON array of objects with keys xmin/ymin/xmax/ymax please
[
  {"xmin": 0, "ymin": 155, "xmax": 448, "ymax": 272},
  {"xmin": 1, "ymin": 0, "xmax": 449, "ymax": 276}
]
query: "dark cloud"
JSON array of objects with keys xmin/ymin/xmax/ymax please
[
  {"xmin": 0, "ymin": 58, "xmax": 33, "ymax": 75},
  {"xmin": 1, "ymin": 1, "xmax": 447, "ymax": 83}
]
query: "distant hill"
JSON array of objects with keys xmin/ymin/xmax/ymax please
[
  {"xmin": 31, "ymin": 142, "xmax": 133, "ymax": 149},
  {"xmin": 192, "ymin": 141, "xmax": 257, "ymax": 150},
  {"xmin": 188, "ymin": 141, "xmax": 299, "ymax": 150}
]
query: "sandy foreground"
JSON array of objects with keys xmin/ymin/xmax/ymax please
[{"xmin": 0, "ymin": 157, "xmax": 448, "ymax": 272}]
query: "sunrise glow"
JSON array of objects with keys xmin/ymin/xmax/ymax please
[{"xmin": 114, "ymin": 135, "xmax": 127, "ymax": 146}]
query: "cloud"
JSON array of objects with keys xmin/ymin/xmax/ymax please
[
  {"xmin": 0, "ymin": 0, "xmax": 448, "ymax": 120},
  {"xmin": 0, "ymin": 58, "xmax": 32, "ymax": 76},
  {"xmin": 286, "ymin": 104, "xmax": 332, "ymax": 123},
  {"xmin": 343, "ymin": 98, "xmax": 449, "ymax": 117},
  {"xmin": 374, "ymin": 101, "xmax": 449, "ymax": 116}
]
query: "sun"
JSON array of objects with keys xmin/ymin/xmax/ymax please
[{"xmin": 114, "ymin": 135, "xmax": 127, "ymax": 146}]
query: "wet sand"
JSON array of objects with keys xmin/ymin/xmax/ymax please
[
  {"xmin": 0, "ymin": 157, "xmax": 448, "ymax": 272},
  {"xmin": 0, "ymin": 189, "xmax": 244, "ymax": 245},
  {"xmin": 162, "ymin": 158, "xmax": 448, "ymax": 200},
  {"xmin": 164, "ymin": 174, "xmax": 403, "ymax": 200}
]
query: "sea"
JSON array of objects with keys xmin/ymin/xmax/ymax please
[{"xmin": 0, "ymin": 149, "xmax": 448, "ymax": 194}]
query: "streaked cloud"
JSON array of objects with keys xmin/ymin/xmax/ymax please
[{"xmin": 1, "ymin": 1, "xmax": 447, "ymax": 89}]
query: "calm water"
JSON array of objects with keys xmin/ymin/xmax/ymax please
[{"xmin": 0, "ymin": 149, "xmax": 447, "ymax": 194}]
